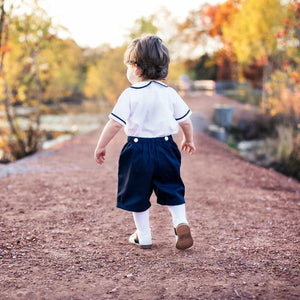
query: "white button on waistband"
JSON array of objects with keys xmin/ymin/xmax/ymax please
[
  {"xmin": 164, "ymin": 136, "xmax": 169, "ymax": 141},
  {"xmin": 134, "ymin": 138, "xmax": 138, "ymax": 143}
]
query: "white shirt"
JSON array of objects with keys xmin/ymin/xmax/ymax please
[{"xmin": 109, "ymin": 80, "xmax": 192, "ymax": 138}]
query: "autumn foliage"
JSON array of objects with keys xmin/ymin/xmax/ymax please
[
  {"xmin": 178, "ymin": 0, "xmax": 239, "ymax": 80},
  {"xmin": 265, "ymin": 0, "xmax": 300, "ymax": 119},
  {"xmin": 200, "ymin": 0, "xmax": 240, "ymax": 38},
  {"xmin": 1, "ymin": 0, "xmax": 300, "ymax": 167}
]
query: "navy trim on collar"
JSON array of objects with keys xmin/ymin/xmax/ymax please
[
  {"xmin": 152, "ymin": 81, "xmax": 168, "ymax": 87},
  {"xmin": 175, "ymin": 109, "xmax": 190, "ymax": 121},
  {"xmin": 130, "ymin": 81, "xmax": 152, "ymax": 89},
  {"xmin": 130, "ymin": 81, "xmax": 168, "ymax": 89}
]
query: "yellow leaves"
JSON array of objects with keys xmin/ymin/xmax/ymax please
[
  {"xmin": 223, "ymin": 0, "xmax": 286, "ymax": 63},
  {"xmin": 84, "ymin": 64, "xmax": 104, "ymax": 99},
  {"xmin": 168, "ymin": 61, "xmax": 186, "ymax": 82},
  {"xmin": 0, "ymin": 78, "xmax": 4, "ymax": 100},
  {"xmin": 17, "ymin": 85, "xmax": 27, "ymax": 102},
  {"xmin": 267, "ymin": 66, "xmax": 300, "ymax": 119},
  {"xmin": 0, "ymin": 136, "xmax": 11, "ymax": 152},
  {"xmin": 83, "ymin": 46, "xmax": 128, "ymax": 104}
]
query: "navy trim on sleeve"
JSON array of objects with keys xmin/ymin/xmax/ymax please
[
  {"xmin": 175, "ymin": 109, "xmax": 191, "ymax": 121},
  {"xmin": 110, "ymin": 113, "xmax": 126, "ymax": 125}
]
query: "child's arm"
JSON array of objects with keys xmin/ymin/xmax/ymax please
[
  {"xmin": 179, "ymin": 118, "xmax": 196, "ymax": 155},
  {"xmin": 94, "ymin": 119, "xmax": 123, "ymax": 164}
]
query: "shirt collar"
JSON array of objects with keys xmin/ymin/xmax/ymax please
[{"xmin": 130, "ymin": 80, "xmax": 168, "ymax": 89}]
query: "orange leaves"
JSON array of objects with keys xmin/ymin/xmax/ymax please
[
  {"xmin": 291, "ymin": 71, "xmax": 300, "ymax": 84},
  {"xmin": 1, "ymin": 45, "xmax": 11, "ymax": 53},
  {"xmin": 291, "ymin": 71, "xmax": 300, "ymax": 79},
  {"xmin": 285, "ymin": 18, "xmax": 292, "ymax": 27},
  {"xmin": 267, "ymin": 65, "xmax": 300, "ymax": 120},
  {"xmin": 200, "ymin": 0, "xmax": 240, "ymax": 38},
  {"xmin": 178, "ymin": 0, "xmax": 240, "ymax": 41},
  {"xmin": 275, "ymin": 0, "xmax": 300, "ymax": 44},
  {"xmin": 275, "ymin": 29, "xmax": 287, "ymax": 39},
  {"xmin": 257, "ymin": 56, "xmax": 268, "ymax": 66},
  {"xmin": 178, "ymin": 17, "xmax": 194, "ymax": 31},
  {"xmin": 283, "ymin": 60, "xmax": 290, "ymax": 70},
  {"xmin": 290, "ymin": 1, "xmax": 300, "ymax": 15}
]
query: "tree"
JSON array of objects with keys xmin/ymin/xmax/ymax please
[
  {"xmin": 184, "ymin": 54, "xmax": 218, "ymax": 80},
  {"xmin": 178, "ymin": 0, "xmax": 240, "ymax": 80},
  {"xmin": 84, "ymin": 45, "xmax": 128, "ymax": 104},
  {"xmin": 222, "ymin": 0, "xmax": 286, "ymax": 105},
  {"xmin": 128, "ymin": 16, "xmax": 158, "ymax": 40},
  {"xmin": 0, "ymin": 0, "xmax": 28, "ymax": 158},
  {"xmin": 41, "ymin": 38, "xmax": 84, "ymax": 103},
  {"xmin": 0, "ymin": 0, "xmax": 79, "ymax": 161},
  {"xmin": 266, "ymin": 0, "xmax": 300, "ymax": 121},
  {"xmin": 84, "ymin": 15, "xmax": 160, "ymax": 104}
]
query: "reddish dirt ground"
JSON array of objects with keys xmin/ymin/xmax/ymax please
[{"xmin": 0, "ymin": 92, "xmax": 299, "ymax": 299}]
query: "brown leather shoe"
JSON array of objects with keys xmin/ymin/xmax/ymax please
[{"xmin": 175, "ymin": 224, "xmax": 193, "ymax": 250}]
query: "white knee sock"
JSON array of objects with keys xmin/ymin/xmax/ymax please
[
  {"xmin": 132, "ymin": 209, "xmax": 152, "ymax": 244},
  {"xmin": 167, "ymin": 204, "xmax": 188, "ymax": 228}
]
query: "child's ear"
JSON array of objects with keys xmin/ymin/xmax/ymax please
[{"xmin": 135, "ymin": 67, "xmax": 142, "ymax": 77}]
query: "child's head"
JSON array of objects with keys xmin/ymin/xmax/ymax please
[{"xmin": 124, "ymin": 35, "xmax": 170, "ymax": 81}]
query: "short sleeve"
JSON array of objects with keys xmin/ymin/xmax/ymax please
[
  {"xmin": 172, "ymin": 89, "xmax": 192, "ymax": 122},
  {"xmin": 109, "ymin": 90, "xmax": 130, "ymax": 126}
]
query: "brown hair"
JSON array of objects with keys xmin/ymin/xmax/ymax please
[{"xmin": 124, "ymin": 35, "xmax": 170, "ymax": 80}]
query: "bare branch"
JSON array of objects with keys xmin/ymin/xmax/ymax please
[{"xmin": 0, "ymin": 0, "xmax": 5, "ymax": 69}]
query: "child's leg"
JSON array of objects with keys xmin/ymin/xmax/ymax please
[
  {"xmin": 168, "ymin": 204, "xmax": 193, "ymax": 250},
  {"xmin": 167, "ymin": 204, "xmax": 188, "ymax": 228},
  {"xmin": 132, "ymin": 208, "xmax": 152, "ymax": 246}
]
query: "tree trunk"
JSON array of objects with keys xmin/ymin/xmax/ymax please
[
  {"xmin": 27, "ymin": 47, "xmax": 42, "ymax": 152},
  {"xmin": 0, "ymin": 0, "xmax": 26, "ymax": 156},
  {"xmin": 32, "ymin": 48, "xmax": 41, "ymax": 131},
  {"xmin": 3, "ymin": 71, "xmax": 27, "ymax": 154},
  {"xmin": 0, "ymin": 0, "xmax": 5, "ymax": 69},
  {"xmin": 262, "ymin": 63, "xmax": 271, "ymax": 110}
]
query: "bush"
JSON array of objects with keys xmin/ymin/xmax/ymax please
[
  {"xmin": 270, "ymin": 133, "xmax": 300, "ymax": 181},
  {"xmin": 224, "ymin": 82, "xmax": 262, "ymax": 106}
]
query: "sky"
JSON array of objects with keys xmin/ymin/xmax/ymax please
[{"xmin": 36, "ymin": 0, "xmax": 223, "ymax": 48}]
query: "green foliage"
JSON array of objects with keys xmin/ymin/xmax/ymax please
[
  {"xmin": 185, "ymin": 54, "xmax": 218, "ymax": 80},
  {"xmin": 224, "ymin": 83, "xmax": 262, "ymax": 106},
  {"xmin": 129, "ymin": 17, "xmax": 158, "ymax": 40},
  {"xmin": 227, "ymin": 134, "xmax": 238, "ymax": 149}
]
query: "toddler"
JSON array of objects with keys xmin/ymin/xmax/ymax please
[{"xmin": 94, "ymin": 35, "xmax": 195, "ymax": 250}]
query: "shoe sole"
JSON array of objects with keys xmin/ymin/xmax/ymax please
[
  {"xmin": 140, "ymin": 244, "xmax": 152, "ymax": 249},
  {"xmin": 176, "ymin": 224, "xmax": 193, "ymax": 250},
  {"xmin": 130, "ymin": 241, "xmax": 152, "ymax": 249},
  {"xmin": 129, "ymin": 233, "xmax": 152, "ymax": 249}
]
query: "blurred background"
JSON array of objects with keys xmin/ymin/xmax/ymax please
[{"xmin": 0, "ymin": 0, "xmax": 299, "ymax": 181}]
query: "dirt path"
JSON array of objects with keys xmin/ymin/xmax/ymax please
[{"xmin": 0, "ymin": 92, "xmax": 299, "ymax": 299}]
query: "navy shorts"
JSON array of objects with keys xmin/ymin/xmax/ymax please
[{"xmin": 117, "ymin": 135, "xmax": 185, "ymax": 212}]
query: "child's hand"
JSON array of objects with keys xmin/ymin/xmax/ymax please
[
  {"xmin": 94, "ymin": 147, "xmax": 106, "ymax": 164},
  {"xmin": 181, "ymin": 141, "xmax": 196, "ymax": 155}
]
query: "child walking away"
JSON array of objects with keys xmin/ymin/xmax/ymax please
[{"xmin": 94, "ymin": 35, "xmax": 196, "ymax": 250}]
